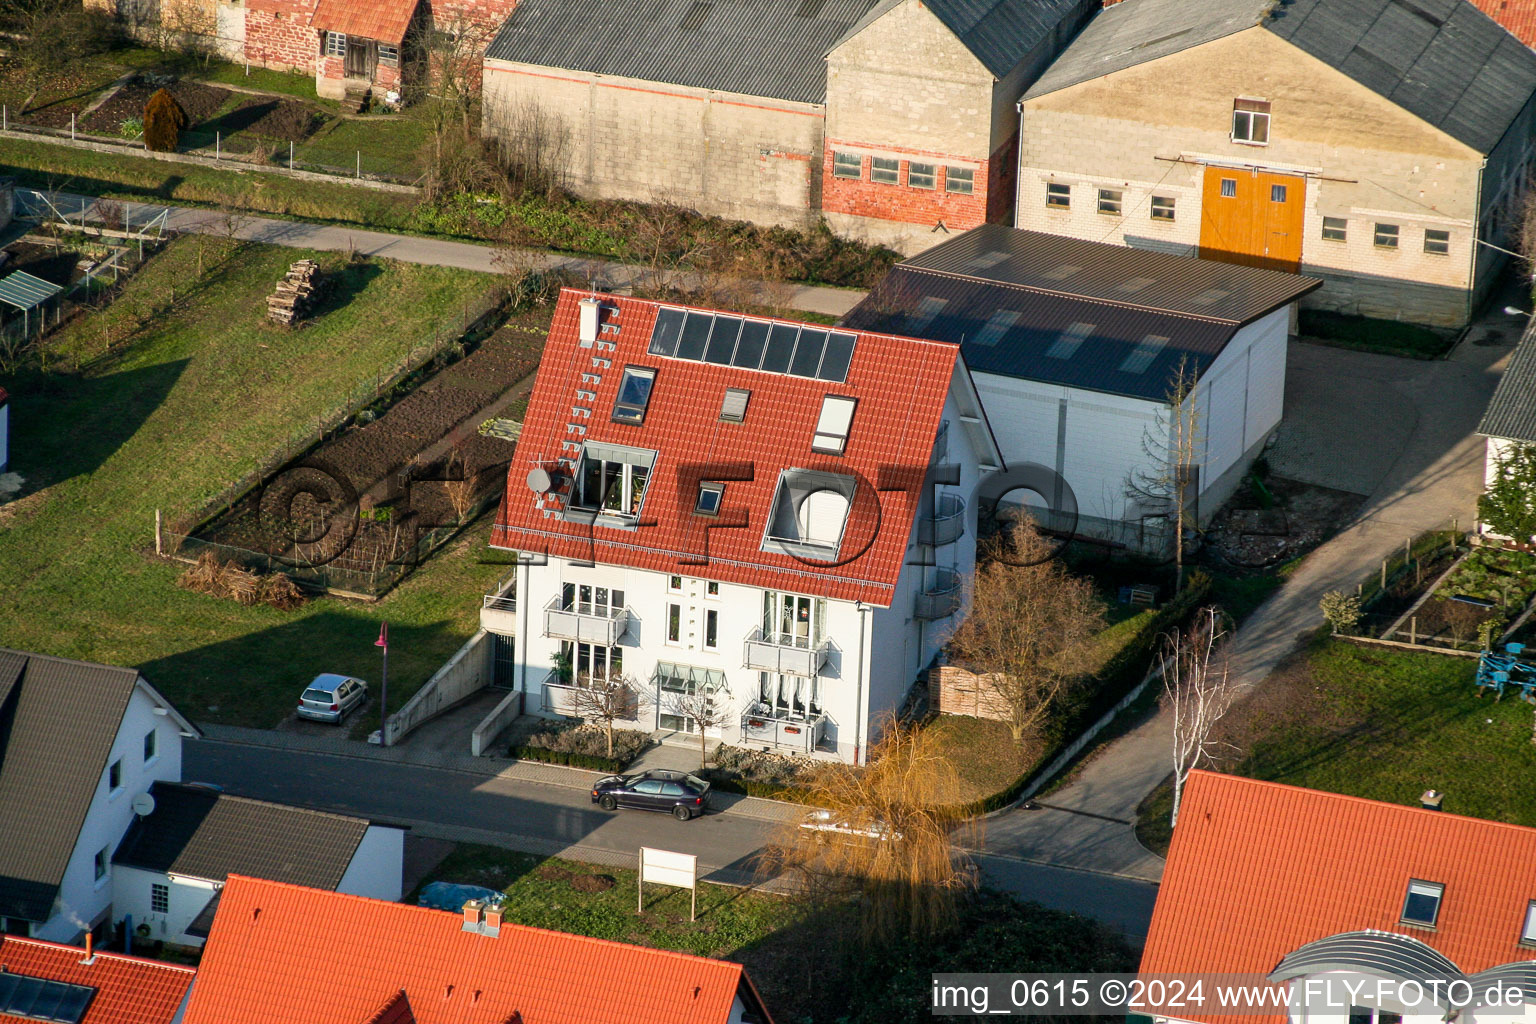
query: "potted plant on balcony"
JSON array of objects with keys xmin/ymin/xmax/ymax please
[{"xmin": 553, "ymin": 649, "xmax": 573, "ymax": 685}]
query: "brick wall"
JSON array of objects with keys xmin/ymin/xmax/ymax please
[
  {"xmin": 245, "ymin": 0, "xmax": 320, "ymax": 74},
  {"xmin": 929, "ymin": 664, "xmax": 1013, "ymax": 723},
  {"xmin": 422, "ymin": 0, "xmax": 519, "ymax": 90},
  {"xmin": 820, "ymin": 140, "xmax": 988, "ymax": 228}
]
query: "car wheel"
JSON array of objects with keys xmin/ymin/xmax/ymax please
[
  {"xmin": 599, "ymin": 794, "xmax": 618, "ymax": 811},
  {"xmin": 672, "ymin": 805, "xmax": 692, "ymax": 821}
]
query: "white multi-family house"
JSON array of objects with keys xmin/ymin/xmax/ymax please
[
  {"xmin": 488, "ymin": 289, "xmax": 1003, "ymax": 764},
  {"xmin": 1141, "ymin": 771, "xmax": 1536, "ymax": 1024},
  {"xmin": 0, "ymin": 649, "xmax": 201, "ymax": 944}
]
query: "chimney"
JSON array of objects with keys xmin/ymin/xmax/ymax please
[
  {"xmin": 80, "ymin": 933, "xmax": 94, "ymax": 965},
  {"xmin": 578, "ymin": 297, "xmax": 601, "ymax": 347},
  {"xmin": 1421, "ymin": 789, "xmax": 1444, "ymax": 811},
  {"xmin": 461, "ymin": 900, "xmax": 483, "ymax": 928},
  {"xmin": 484, "ymin": 903, "xmax": 504, "ymax": 930}
]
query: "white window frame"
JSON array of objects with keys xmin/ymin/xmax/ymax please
[
  {"xmin": 1424, "ymin": 228, "xmax": 1450, "ymax": 255},
  {"xmin": 706, "ymin": 581, "xmax": 720, "ymax": 598},
  {"xmin": 908, "ymin": 162, "xmax": 936, "ymax": 190},
  {"xmin": 1232, "ymin": 99, "xmax": 1271, "ymax": 145},
  {"xmin": 1322, "ymin": 216, "xmax": 1348, "ymax": 242},
  {"xmin": 870, "ymin": 156, "xmax": 899, "ymax": 185},
  {"xmin": 1219, "ymin": 177, "xmax": 1237, "ymax": 198},
  {"xmin": 1521, "ymin": 899, "xmax": 1536, "ymax": 946},
  {"xmin": 94, "ymin": 846, "xmax": 110, "ymax": 885},
  {"xmin": 832, "ymin": 151, "xmax": 861, "ymax": 180},
  {"xmin": 1046, "ymin": 182, "xmax": 1070, "ymax": 208},
  {"xmin": 377, "ymin": 43, "xmax": 398, "ymax": 66},
  {"xmin": 811, "ymin": 395, "xmax": 857, "ymax": 455},
  {"xmin": 945, "ymin": 167, "xmax": 974, "ymax": 195},
  {"xmin": 1097, "ymin": 189, "xmax": 1122, "ymax": 216},
  {"xmin": 1401, "ymin": 879, "xmax": 1444, "ymax": 927},
  {"xmin": 704, "ymin": 608, "xmax": 719, "ymax": 650},
  {"xmin": 325, "ymin": 31, "xmax": 346, "ymax": 58},
  {"xmin": 151, "ymin": 883, "xmax": 170, "ymax": 915},
  {"xmin": 665, "ymin": 602, "xmax": 684, "ymax": 646},
  {"xmin": 1150, "ymin": 195, "xmax": 1176, "ymax": 221},
  {"xmin": 1374, "ymin": 223, "xmax": 1400, "ymax": 248},
  {"xmin": 668, "ymin": 574, "xmax": 684, "ymax": 594}
]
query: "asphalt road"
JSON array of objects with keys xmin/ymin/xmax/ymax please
[{"xmin": 185, "ymin": 740, "xmax": 1157, "ymax": 945}]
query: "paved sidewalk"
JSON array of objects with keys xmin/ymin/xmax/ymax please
[
  {"xmin": 35, "ymin": 191, "xmax": 867, "ymax": 319},
  {"xmin": 981, "ymin": 302, "xmax": 1520, "ymax": 881}
]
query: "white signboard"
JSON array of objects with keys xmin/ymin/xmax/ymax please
[{"xmin": 639, "ymin": 847, "xmax": 698, "ymax": 920}]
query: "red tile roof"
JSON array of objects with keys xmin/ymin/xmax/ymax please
[
  {"xmin": 0, "ymin": 936, "xmax": 195, "ymax": 1024},
  {"xmin": 492, "ymin": 289, "xmax": 962, "ymax": 606},
  {"xmin": 309, "ymin": 0, "xmax": 417, "ymax": 45},
  {"xmin": 1470, "ymin": 0, "xmax": 1536, "ymax": 49},
  {"xmin": 1141, "ymin": 771, "xmax": 1536, "ymax": 1024},
  {"xmin": 182, "ymin": 875, "xmax": 772, "ymax": 1024}
]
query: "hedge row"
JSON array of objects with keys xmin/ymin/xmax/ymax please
[
  {"xmin": 697, "ymin": 770, "xmax": 813, "ymax": 804},
  {"xmin": 507, "ymin": 744, "xmax": 627, "ymax": 774}
]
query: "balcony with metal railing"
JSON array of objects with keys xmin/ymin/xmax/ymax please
[
  {"xmin": 543, "ymin": 596, "xmax": 631, "ymax": 645},
  {"xmin": 740, "ymin": 702, "xmax": 827, "ymax": 754},
  {"xmin": 742, "ymin": 627, "xmax": 830, "ymax": 677},
  {"xmin": 916, "ymin": 492, "xmax": 966, "ymax": 547},
  {"xmin": 914, "ymin": 568, "xmax": 962, "ymax": 621},
  {"xmin": 479, "ymin": 572, "xmax": 517, "ymax": 635}
]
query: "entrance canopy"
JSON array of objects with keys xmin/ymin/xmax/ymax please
[{"xmin": 310, "ymin": 0, "xmax": 418, "ymax": 45}]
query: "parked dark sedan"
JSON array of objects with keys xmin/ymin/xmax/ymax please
[{"xmin": 591, "ymin": 769, "xmax": 711, "ymax": 820}]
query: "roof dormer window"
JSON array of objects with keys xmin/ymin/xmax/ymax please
[
  {"xmin": 611, "ymin": 366, "xmax": 656, "ymax": 425},
  {"xmin": 1521, "ymin": 900, "xmax": 1536, "ymax": 946},
  {"xmin": 763, "ymin": 468, "xmax": 855, "ymax": 559},
  {"xmin": 811, "ymin": 395, "xmax": 856, "ymax": 455},
  {"xmin": 1401, "ymin": 879, "xmax": 1443, "ymax": 927},
  {"xmin": 567, "ymin": 443, "xmax": 656, "ymax": 525}
]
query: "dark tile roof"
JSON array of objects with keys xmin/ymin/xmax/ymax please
[
  {"xmin": 484, "ymin": 0, "xmax": 882, "ymax": 105},
  {"xmin": 0, "ymin": 651, "xmax": 145, "ymax": 923},
  {"xmin": 843, "ymin": 225, "xmax": 1319, "ymax": 401},
  {"xmin": 1478, "ymin": 318, "xmax": 1536, "ymax": 441},
  {"xmin": 1025, "ymin": 0, "xmax": 1536, "ymax": 153},
  {"xmin": 113, "ymin": 782, "xmax": 370, "ymax": 889},
  {"xmin": 837, "ymin": 0, "xmax": 1091, "ymax": 77}
]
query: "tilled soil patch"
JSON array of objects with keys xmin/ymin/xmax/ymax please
[
  {"xmin": 2, "ymin": 65, "xmax": 109, "ymax": 128},
  {"xmin": 203, "ymin": 97, "xmax": 327, "ymax": 142},
  {"xmin": 84, "ymin": 78, "xmax": 230, "ymax": 132}
]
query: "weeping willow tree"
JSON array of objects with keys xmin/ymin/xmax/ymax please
[{"xmin": 761, "ymin": 716, "xmax": 979, "ymax": 944}]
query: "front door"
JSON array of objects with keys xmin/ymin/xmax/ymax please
[
  {"xmin": 1199, "ymin": 166, "xmax": 1305, "ymax": 272},
  {"xmin": 344, "ymin": 39, "xmax": 372, "ymax": 78}
]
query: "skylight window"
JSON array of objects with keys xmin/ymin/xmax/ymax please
[
  {"xmin": 1118, "ymin": 276, "xmax": 1156, "ymax": 294},
  {"xmin": 811, "ymin": 396, "xmax": 857, "ymax": 455},
  {"xmin": 720, "ymin": 387, "xmax": 750, "ymax": 423},
  {"xmin": 1046, "ymin": 322, "xmax": 1095, "ymax": 360},
  {"xmin": 971, "ymin": 250, "xmax": 1009, "ymax": 269},
  {"xmin": 972, "ymin": 310, "xmax": 1021, "ymax": 347},
  {"xmin": 1401, "ymin": 880, "xmax": 1444, "ymax": 927},
  {"xmin": 611, "ymin": 366, "xmax": 657, "ymax": 425},
  {"xmin": 1521, "ymin": 900, "xmax": 1536, "ymax": 945},
  {"xmin": 1119, "ymin": 334, "xmax": 1170, "ymax": 374},
  {"xmin": 1040, "ymin": 263, "xmax": 1081, "ymax": 281},
  {"xmin": 695, "ymin": 482, "xmax": 724, "ymax": 516},
  {"xmin": 906, "ymin": 296, "xmax": 948, "ymax": 334},
  {"xmin": 1190, "ymin": 288, "xmax": 1231, "ymax": 306},
  {"xmin": 0, "ymin": 975, "xmax": 97, "ymax": 1024}
]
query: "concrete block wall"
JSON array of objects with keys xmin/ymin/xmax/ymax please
[
  {"xmin": 482, "ymin": 62, "xmax": 824, "ymax": 229},
  {"xmin": 1017, "ymin": 26, "xmax": 1493, "ymax": 327}
]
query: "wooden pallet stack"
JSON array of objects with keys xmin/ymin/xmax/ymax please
[{"xmin": 267, "ymin": 260, "xmax": 325, "ymax": 325}]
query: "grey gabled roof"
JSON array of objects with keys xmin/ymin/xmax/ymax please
[
  {"xmin": 1471, "ymin": 961, "xmax": 1536, "ymax": 1002},
  {"xmin": 113, "ymin": 782, "xmax": 371, "ymax": 890},
  {"xmin": 842, "ymin": 225, "xmax": 1319, "ymax": 402},
  {"xmin": 484, "ymin": 0, "xmax": 882, "ymax": 105},
  {"xmin": 1478, "ymin": 318, "xmax": 1536, "ymax": 442},
  {"xmin": 0, "ymin": 651, "xmax": 158, "ymax": 922},
  {"xmin": 903, "ymin": 0, "xmax": 1091, "ymax": 78},
  {"xmin": 1025, "ymin": 0, "xmax": 1536, "ymax": 154}
]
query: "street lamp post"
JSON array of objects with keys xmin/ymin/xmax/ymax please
[{"xmin": 376, "ymin": 622, "xmax": 389, "ymax": 747}]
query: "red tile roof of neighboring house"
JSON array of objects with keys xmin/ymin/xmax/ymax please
[
  {"xmin": 0, "ymin": 936, "xmax": 195, "ymax": 1024},
  {"xmin": 1141, "ymin": 771, "xmax": 1536, "ymax": 1024},
  {"xmin": 1470, "ymin": 0, "xmax": 1536, "ymax": 48},
  {"xmin": 310, "ymin": 0, "xmax": 417, "ymax": 45},
  {"xmin": 181, "ymin": 875, "xmax": 773, "ymax": 1024},
  {"xmin": 492, "ymin": 289, "xmax": 965, "ymax": 606}
]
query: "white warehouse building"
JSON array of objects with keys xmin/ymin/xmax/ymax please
[
  {"xmin": 488, "ymin": 289, "xmax": 1003, "ymax": 765},
  {"xmin": 843, "ymin": 225, "xmax": 1322, "ymax": 553}
]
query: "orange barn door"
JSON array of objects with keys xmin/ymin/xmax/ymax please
[{"xmin": 1199, "ymin": 167, "xmax": 1305, "ymax": 272}]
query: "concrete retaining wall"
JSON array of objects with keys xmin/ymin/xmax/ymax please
[
  {"xmin": 471, "ymin": 688, "xmax": 523, "ymax": 757},
  {"xmin": 384, "ymin": 629, "xmax": 494, "ymax": 745}
]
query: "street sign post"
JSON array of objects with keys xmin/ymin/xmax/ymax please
[{"xmin": 638, "ymin": 847, "xmax": 698, "ymax": 922}]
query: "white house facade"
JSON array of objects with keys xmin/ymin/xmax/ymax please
[{"xmin": 488, "ymin": 290, "xmax": 1001, "ymax": 765}]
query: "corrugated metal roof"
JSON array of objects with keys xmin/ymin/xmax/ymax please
[
  {"xmin": 1025, "ymin": 0, "xmax": 1536, "ymax": 153},
  {"xmin": 843, "ymin": 265, "xmax": 1238, "ymax": 401},
  {"xmin": 112, "ymin": 782, "xmax": 370, "ymax": 889},
  {"xmin": 484, "ymin": 0, "xmax": 882, "ymax": 104},
  {"xmin": 920, "ymin": 0, "xmax": 1092, "ymax": 77},
  {"xmin": 1269, "ymin": 931, "xmax": 1465, "ymax": 989},
  {"xmin": 1478, "ymin": 317, "xmax": 1536, "ymax": 441},
  {"xmin": 898, "ymin": 224, "xmax": 1320, "ymax": 323},
  {"xmin": 0, "ymin": 270, "xmax": 63, "ymax": 312}
]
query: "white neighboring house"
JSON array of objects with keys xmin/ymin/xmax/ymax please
[
  {"xmin": 486, "ymin": 289, "xmax": 1003, "ymax": 765},
  {"xmin": 1477, "ymin": 318, "xmax": 1536, "ymax": 545},
  {"xmin": 843, "ymin": 225, "xmax": 1322, "ymax": 553},
  {"xmin": 0, "ymin": 649, "xmax": 201, "ymax": 944},
  {"xmin": 112, "ymin": 781, "xmax": 404, "ymax": 948}
]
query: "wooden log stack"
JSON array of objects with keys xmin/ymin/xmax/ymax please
[{"xmin": 267, "ymin": 260, "xmax": 325, "ymax": 326}]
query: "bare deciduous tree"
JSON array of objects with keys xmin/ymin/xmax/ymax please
[
  {"xmin": 1161, "ymin": 606, "xmax": 1239, "ymax": 827},
  {"xmin": 945, "ymin": 520, "xmax": 1107, "ymax": 743},
  {"xmin": 482, "ymin": 93, "xmax": 572, "ymax": 198},
  {"xmin": 661, "ymin": 684, "xmax": 732, "ymax": 770},
  {"xmin": 761, "ymin": 715, "xmax": 978, "ymax": 944},
  {"xmin": 567, "ymin": 673, "xmax": 650, "ymax": 758},
  {"xmin": 1127, "ymin": 357, "xmax": 1203, "ymax": 592}
]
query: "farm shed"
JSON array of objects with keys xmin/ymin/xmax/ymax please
[{"xmin": 843, "ymin": 224, "xmax": 1321, "ymax": 552}]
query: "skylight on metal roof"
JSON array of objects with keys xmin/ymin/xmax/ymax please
[
  {"xmin": 812, "ymin": 395, "xmax": 857, "ymax": 455},
  {"xmin": 1119, "ymin": 334, "xmax": 1170, "ymax": 374},
  {"xmin": 972, "ymin": 310, "xmax": 1021, "ymax": 347},
  {"xmin": 1190, "ymin": 288, "xmax": 1231, "ymax": 306},
  {"xmin": 0, "ymin": 974, "xmax": 96, "ymax": 1024},
  {"xmin": 679, "ymin": 0, "xmax": 712, "ymax": 29},
  {"xmin": 1039, "ymin": 263, "xmax": 1081, "ymax": 281},
  {"xmin": 1117, "ymin": 276, "xmax": 1156, "ymax": 294},
  {"xmin": 648, "ymin": 308, "xmax": 855, "ymax": 383},
  {"xmin": 906, "ymin": 296, "xmax": 948, "ymax": 335},
  {"xmin": 970, "ymin": 249, "xmax": 1010, "ymax": 269},
  {"xmin": 1046, "ymin": 321, "xmax": 1095, "ymax": 360},
  {"xmin": 611, "ymin": 366, "xmax": 656, "ymax": 425},
  {"xmin": 720, "ymin": 387, "xmax": 750, "ymax": 423}
]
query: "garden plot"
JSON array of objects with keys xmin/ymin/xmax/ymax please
[{"xmin": 1397, "ymin": 547, "xmax": 1536, "ymax": 649}]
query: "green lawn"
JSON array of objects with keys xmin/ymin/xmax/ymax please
[
  {"xmin": 1137, "ymin": 638, "xmax": 1514, "ymax": 854},
  {"xmin": 0, "ymin": 237, "xmax": 506, "ymax": 727},
  {"xmin": 924, "ymin": 715, "xmax": 1036, "ymax": 803},
  {"xmin": 297, "ymin": 115, "xmax": 433, "ymax": 179},
  {"xmin": 193, "ymin": 61, "xmax": 331, "ymax": 105},
  {"xmin": 1298, "ymin": 309, "xmax": 1453, "ymax": 359},
  {"xmin": 417, "ymin": 844, "xmax": 1135, "ymax": 1024}
]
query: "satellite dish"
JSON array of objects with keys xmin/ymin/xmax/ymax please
[
  {"xmin": 131, "ymin": 792, "xmax": 156, "ymax": 818},
  {"xmin": 527, "ymin": 467, "xmax": 554, "ymax": 494}
]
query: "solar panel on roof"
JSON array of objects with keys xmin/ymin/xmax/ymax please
[
  {"xmin": 676, "ymin": 311, "xmax": 712, "ymax": 360},
  {"xmin": 704, "ymin": 316, "xmax": 742, "ymax": 364},
  {"xmin": 819, "ymin": 332, "xmax": 856, "ymax": 382},
  {"xmin": 648, "ymin": 307, "xmax": 686, "ymax": 357},
  {"xmin": 791, "ymin": 328, "xmax": 828, "ymax": 377},
  {"xmin": 733, "ymin": 319, "xmax": 769, "ymax": 369},
  {"xmin": 762, "ymin": 323, "xmax": 799, "ymax": 373},
  {"xmin": 1120, "ymin": 334, "xmax": 1170, "ymax": 374},
  {"xmin": 0, "ymin": 973, "xmax": 96, "ymax": 1024}
]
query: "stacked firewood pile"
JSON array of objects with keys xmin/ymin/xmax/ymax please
[
  {"xmin": 267, "ymin": 260, "xmax": 326, "ymax": 325},
  {"xmin": 177, "ymin": 552, "xmax": 308, "ymax": 610}
]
